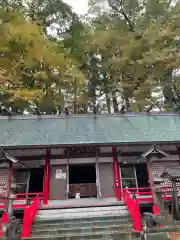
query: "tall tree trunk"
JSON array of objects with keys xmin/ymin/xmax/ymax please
[
  {"xmin": 106, "ymin": 94, "xmax": 111, "ymax": 113},
  {"xmin": 73, "ymin": 78, "xmax": 77, "ymax": 114},
  {"xmin": 104, "ymin": 75, "xmax": 111, "ymax": 114},
  {"xmin": 112, "ymin": 90, "xmax": 118, "ymax": 113},
  {"xmin": 124, "ymin": 97, "xmax": 130, "ymax": 112},
  {"xmin": 73, "ymin": 98, "xmax": 77, "ymax": 114},
  {"xmin": 162, "ymin": 69, "xmax": 174, "ymax": 111},
  {"xmin": 92, "ymin": 92, "xmax": 97, "ymax": 114}
]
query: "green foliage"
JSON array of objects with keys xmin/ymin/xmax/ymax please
[
  {"xmin": 1, "ymin": 0, "xmax": 180, "ymax": 114},
  {"xmin": 84, "ymin": 0, "xmax": 180, "ymax": 112},
  {"xmin": 0, "ymin": 5, "xmax": 84, "ymax": 114}
]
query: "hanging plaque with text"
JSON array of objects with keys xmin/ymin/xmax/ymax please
[{"xmin": 55, "ymin": 169, "xmax": 66, "ymax": 179}]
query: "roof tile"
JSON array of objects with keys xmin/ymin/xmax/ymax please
[{"xmin": 0, "ymin": 114, "xmax": 179, "ymax": 147}]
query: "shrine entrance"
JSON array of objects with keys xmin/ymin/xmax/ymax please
[
  {"xmin": 14, "ymin": 168, "xmax": 44, "ymax": 199},
  {"xmin": 120, "ymin": 163, "xmax": 149, "ymax": 190},
  {"xmin": 69, "ymin": 164, "xmax": 97, "ymax": 198},
  {"xmin": 29, "ymin": 168, "xmax": 44, "ymax": 194},
  {"xmin": 135, "ymin": 163, "xmax": 150, "ymax": 190}
]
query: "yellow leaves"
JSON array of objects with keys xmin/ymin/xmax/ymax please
[
  {"xmin": 84, "ymin": 4, "xmax": 180, "ymax": 110},
  {"xmin": 0, "ymin": 10, "xmax": 83, "ymax": 112},
  {"xmin": 33, "ymin": 71, "xmax": 48, "ymax": 81},
  {"xmin": 2, "ymin": 89, "xmax": 43, "ymax": 102},
  {"xmin": 1, "ymin": 9, "xmax": 65, "ymax": 71}
]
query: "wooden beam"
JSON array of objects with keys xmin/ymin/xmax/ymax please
[
  {"xmin": 66, "ymin": 149, "xmax": 69, "ymax": 199},
  {"xmin": 95, "ymin": 148, "xmax": 102, "ymax": 198}
]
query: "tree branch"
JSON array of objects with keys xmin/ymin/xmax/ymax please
[{"xmin": 108, "ymin": 0, "xmax": 134, "ymax": 31}]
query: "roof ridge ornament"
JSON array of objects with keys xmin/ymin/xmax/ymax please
[
  {"xmin": 0, "ymin": 149, "xmax": 25, "ymax": 166},
  {"xmin": 137, "ymin": 145, "xmax": 169, "ymax": 161},
  {"xmin": 161, "ymin": 168, "xmax": 180, "ymax": 180}
]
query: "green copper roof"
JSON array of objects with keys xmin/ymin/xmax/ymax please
[{"xmin": 0, "ymin": 113, "xmax": 180, "ymax": 148}]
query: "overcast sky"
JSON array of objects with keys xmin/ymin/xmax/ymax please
[{"xmin": 63, "ymin": 0, "xmax": 88, "ymax": 14}]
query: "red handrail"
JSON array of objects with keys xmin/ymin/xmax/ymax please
[
  {"xmin": 125, "ymin": 187, "xmax": 152, "ymax": 190},
  {"xmin": 125, "ymin": 187, "xmax": 153, "ymax": 202},
  {"xmin": 124, "ymin": 187, "xmax": 161, "ymax": 214},
  {"xmin": 125, "ymin": 186, "xmax": 180, "ymax": 202},
  {"xmin": 0, "ymin": 212, "xmax": 8, "ymax": 237},
  {"xmin": 123, "ymin": 188, "xmax": 142, "ymax": 231},
  {"xmin": 0, "ymin": 192, "xmax": 43, "ymax": 201},
  {"xmin": 124, "ymin": 185, "xmax": 180, "ymax": 225},
  {"xmin": 124, "ymin": 186, "xmax": 180, "ymax": 215},
  {"xmin": 21, "ymin": 194, "xmax": 40, "ymax": 238},
  {"xmin": 0, "ymin": 192, "xmax": 42, "ymax": 237}
]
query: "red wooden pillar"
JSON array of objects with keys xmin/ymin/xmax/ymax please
[
  {"xmin": 112, "ymin": 147, "xmax": 121, "ymax": 200},
  {"xmin": 43, "ymin": 149, "xmax": 51, "ymax": 205}
]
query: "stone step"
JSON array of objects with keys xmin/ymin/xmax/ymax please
[
  {"xmin": 29, "ymin": 204, "xmax": 134, "ymax": 240},
  {"xmin": 35, "ymin": 212, "xmax": 130, "ymax": 222},
  {"xmin": 25, "ymin": 230, "xmax": 139, "ymax": 240},
  {"xmin": 36, "ymin": 211, "xmax": 129, "ymax": 219},
  {"xmin": 31, "ymin": 223, "xmax": 134, "ymax": 236},
  {"xmin": 32, "ymin": 222, "xmax": 133, "ymax": 236},
  {"xmin": 32, "ymin": 218, "xmax": 132, "ymax": 230},
  {"xmin": 41, "ymin": 198, "xmax": 124, "ymax": 210},
  {"xmin": 36, "ymin": 207, "xmax": 129, "ymax": 221},
  {"xmin": 37, "ymin": 205, "xmax": 128, "ymax": 215}
]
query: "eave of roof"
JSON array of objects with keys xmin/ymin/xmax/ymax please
[
  {"xmin": 1, "ymin": 141, "xmax": 180, "ymax": 150},
  {"xmin": 0, "ymin": 112, "xmax": 178, "ymax": 120},
  {"xmin": 0, "ymin": 112, "xmax": 180, "ymax": 148}
]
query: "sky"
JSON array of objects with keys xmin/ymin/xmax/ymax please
[{"xmin": 63, "ymin": 0, "xmax": 88, "ymax": 15}]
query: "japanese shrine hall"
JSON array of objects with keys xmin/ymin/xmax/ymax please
[{"xmin": 1, "ymin": 113, "xmax": 180, "ymax": 237}]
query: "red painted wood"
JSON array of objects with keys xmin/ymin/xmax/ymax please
[
  {"xmin": 0, "ymin": 204, "xmax": 26, "ymax": 209},
  {"xmin": 0, "ymin": 212, "xmax": 8, "ymax": 237},
  {"xmin": 22, "ymin": 194, "xmax": 40, "ymax": 238},
  {"xmin": 153, "ymin": 204, "xmax": 160, "ymax": 214},
  {"xmin": 43, "ymin": 149, "xmax": 51, "ymax": 205},
  {"xmin": 112, "ymin": 147, "xmax": 121, "ymax": 200},
  {"xmin": 123, "ymin": 188, "xmax": 142, "ymax": 231}
]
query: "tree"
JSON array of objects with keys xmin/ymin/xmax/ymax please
[
  {"xmin": 25, "ymin": 0, "xmax": 78, "ymax": 37},
  {"xmin": 86, "ymin": 0, "xmax": 180, "ymax": 112},
  {"xmin": 1, "ymin": 0, "xmax": 180, "ymax": 115},
  {"xmin": 0, "ymin": 6, "xmax": 84, "ymax": 114}
]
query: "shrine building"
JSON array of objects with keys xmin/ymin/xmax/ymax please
[{"xmin": 0, "ymin": 113, "xmax": 180, "ymax": 229}]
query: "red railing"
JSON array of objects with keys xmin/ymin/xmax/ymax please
[
  {"xmin": 123, "ymin": 188, "xmax": 142, "ymax": 231},
  {"xmin": 124, "ymin": 185, "xmax": 180, "ymax": 224},
  {"xmin": 123, "ymin": 186, "xmax": 163, "ymax": 231},
  {"xmin": 0, "ymin": 183, "xmax": 43, "ymax": 202},
  {"xmin": 126, "ymin": 186, "xmax": 180, "ymax": 202},
  {"xmin": 15, "ymin": 192, "xmax": 43, "ymax": 201},
  {"xmin": 0, "ymin": 212, "xmax": 8, "ymax": 237},
  {"xmin": 0, "ymin": 192, "xmax": 43, "ymax": 209},
  {"xmin": 125, "ymin": 187, "xmax": 153, "ymax": 201},
  {"xmin": 161, "ymin": 185, "xmax": 180, "ymax": 201},
  {"xmin": 21, "ymin": 193, "xmax": 41, "ymax": 238},
  {"xmin": 0, "ymin": 192, "xmax": 42, "ymax": 237},
  {"xmin": 125, "ymin": 187, "xmax": 161, "ymax": 214}
]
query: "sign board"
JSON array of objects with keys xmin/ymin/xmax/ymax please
[
  {"xmin": 55, "ymin": 169, "xmax": 66, "ymax": 179},
  {"xmin": 71, "ymin": 147, "xmax": 96, "ymax": 154}
]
